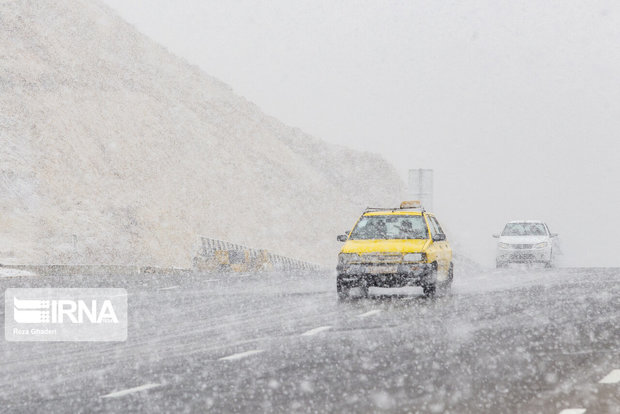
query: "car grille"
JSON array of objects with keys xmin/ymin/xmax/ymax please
[
  {"xmin": 512, "ymin": 244, "xmax": 534, "ymax": 249},
  {"xmin": 360, "ymin": 252, "xmax": 402, "ymax": 264}
]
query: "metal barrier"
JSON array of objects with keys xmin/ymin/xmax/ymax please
[
  {"xmin": 0, "ymin": 264, "xmax": 192, "ymax": 277},
  {"xmin": 193, "ymin": 236, "xmax": 321, "ymax": 273}
]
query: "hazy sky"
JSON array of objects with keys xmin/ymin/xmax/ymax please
[{"xmin": 102, "ymin": 0, "xmax": 620, "ymax": 266}]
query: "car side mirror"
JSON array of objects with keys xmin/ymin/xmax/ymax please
[
  {"xmin": 337, "ymin": 234, "xmax": 348, "ymax": 242},
  {"xmin": 550, "ymin": 233, "xmax": 558, "ymax": 238},
  {"xmin": 492, "ymin": 234, "xmax": 500, "ymax": 238},
  {"xmin": 432, "ymin": 234, "xmax": 446, "ymax": 242}
]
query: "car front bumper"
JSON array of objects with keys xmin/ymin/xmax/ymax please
[
  {"xmin": 497, "ymin": 248, "xmax": 552, "ymax": 263},
  {"xmin": 336, "ymin": 263, "xmax": 433, "ymax": 288}
]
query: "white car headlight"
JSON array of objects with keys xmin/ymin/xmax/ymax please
[
  {"xmin": 534, "ymin": 242, "xmax": 549, "ymax": 249},
  {"xmin": 403, "ymin": 253, "xmax": 425, "ymax": 262},
  {"xmin": 338, "ymin": 253, "xmax": 359, "ymax": 264},
  {"xmin": 498, "ymin": 242, "xmax": 510, "ymax": 249}
]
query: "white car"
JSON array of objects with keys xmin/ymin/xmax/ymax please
[{"xmin": 493, "ymin": 221, "xmax": 558, "ymax": 268}]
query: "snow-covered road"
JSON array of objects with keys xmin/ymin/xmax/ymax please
[{"xmin": 0, "ymin": 267, "xmax": 618, "ymax": 413}]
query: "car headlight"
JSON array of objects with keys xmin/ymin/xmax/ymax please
[
  {"xmin": 498, "ymin": 242, "xmax": 510, "ymax": 249},
  {"xmin": 338, "ymin": 253, "xmax": 359, "ymax": 264},
  {"xmin": 403, "ymin": 253, "xmax": 425, "ymax": 262},
  {"xmin": 534, "ymin": 242, "xmax": 549, "ymax": 249}
]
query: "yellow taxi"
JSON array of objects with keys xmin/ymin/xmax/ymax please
[{"xmin": 336, "ymin": 201, "xmax": 453, "ymax": 299}]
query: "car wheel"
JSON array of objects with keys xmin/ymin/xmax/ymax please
[
  {"xmin": 423, "ymin": 283, "xmax": 436, "ymax": 297},
  {"xmin": 423, "ymin": 264, "xmax": 438, "ymax": 297},
  {"xmin": 357, "ymin": 283, "xmax": 369, "ymax": 299},
  {"xmin": 337, "ymin": 279, "xmax": 351, "ymax": 300},
  {"xmin": 496, "ymin": 259, "xmax": 506, "ymax": 269},
  {"xmin": 436, "ymin": 263, "xmax": 454, "ymax": 296},
  {"xmin": 446, "ymin": 262, "xmax": 454, "ymax": 284},
  {"xmin": 544, "ymin": 261, "xmax": 554, "ymax": 269}
]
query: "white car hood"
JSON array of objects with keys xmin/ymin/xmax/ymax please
[{"xmin": 499, "ymin": 235, "xmax": 549, "ymax": 244}]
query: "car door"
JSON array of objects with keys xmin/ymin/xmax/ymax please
[
  {"xmin": 424, "ymin": 214, "xmax": 440, "ymax": 268},
  {"xmin": 428, "ymin": 215, "xmax": 451, "ymax": 278}
]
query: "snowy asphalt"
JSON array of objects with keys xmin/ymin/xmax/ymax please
[{"xmin": 0, "ymin": 267, "xmax": 618, "ymax": 413}]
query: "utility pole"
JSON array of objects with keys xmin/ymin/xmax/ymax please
[{"xmin": 407, "ymin": 169, "xmax": 433, "ymax": 211}]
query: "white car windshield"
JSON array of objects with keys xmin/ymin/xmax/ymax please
[
  {"xmin": 349, "ymin": 215, "xmax": 429, "ymax": 240},
  {"xmin": 502, "ymin": 223, "xmax": 547, "ymax": 236}
]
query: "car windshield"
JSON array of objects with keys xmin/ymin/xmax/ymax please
[
  {"xmin": 349, "ymin": 215, "xmax": 429, "ymax": 240},
  {"xmin": 502, "ymin": 222, "xmax": 547, "ymax": 236}
]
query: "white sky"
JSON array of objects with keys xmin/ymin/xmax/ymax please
[{"xmin": 103, "ymin": 0, "xmax": 620, "ymax": 267}]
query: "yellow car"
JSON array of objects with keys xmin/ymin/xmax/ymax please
[{"xmin": 336, "ymin": 201, "xmax": 453, "ymax": 298}]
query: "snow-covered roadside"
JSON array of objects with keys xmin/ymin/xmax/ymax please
[{"xmin": 0, "ymin": 268, "xmax": 37, "ymax": 278}]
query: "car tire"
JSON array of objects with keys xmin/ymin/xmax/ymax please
[
  {"xmin": 338, "ymin": 278, "xmax": 368, "ymax": 300},
  {"xmin": 423, "ymin": 283, "xmax": 436, "ymax": 297},
  {"xmin": 438, "ymin": 262, "xmax": 454, "ymax": 295},
  {"xmin": 436, "ymin": 263, "xmax": 454, "ymax": 296},
  {"xmin": 357, "ymin": 283, "xmax": 369, "ymax": 299},
  {"xmin": 337, "ymin": 279, "xmax": 349, "ymax": 300},
  {"xmin": 496, "ymin": 259, "xmax": 506, "ymax": 269},
  {"xmin": 423, "ymin": 264, "xmax": 438, "ymax": 297},
  {"xmin": 545, "ymin": 250, "xmax": 554, "ymax": 268}
]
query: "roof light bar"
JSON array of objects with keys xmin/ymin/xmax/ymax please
[{"xmin": 364, "ymin": 201, "xmax": 426, "ymax": 213}]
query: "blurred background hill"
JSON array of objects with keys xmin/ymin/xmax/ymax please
[{"xmin": 0, "ymin": 0, "xmax": 402, "ymax": 267}]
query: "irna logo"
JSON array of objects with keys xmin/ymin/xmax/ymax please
[
  {"xmin": 13, "ymin": 297, "xmax": 119, "ymax": 324},
  {"xmin": 6, "ymin": 288, "xmax": 127, "ymax": 342}
]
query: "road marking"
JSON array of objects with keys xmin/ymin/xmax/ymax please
[
  {"xmin": 558, "ymin": 409, "xmax": 586, "ymax": 414},
  {"xmin": 357, "ymin": 310, "xmax": 381, "ymax": 318},
  {"xmin": 599, "ymin": 369, "xmax": 620, "ymax": 384},
  {"xmin": 158, "ymin": 285, "xmax": 179, "ymax": 291},
  {"xmin": 101, "ymin": 383, "xmax": 161, "ymax": 399},
  {"xmin": 218, "ymin": 349, "xmax": 264, "ymax": 361},
  {"xmin": 301, "ymin": 326, "xmax": 332, "ymax": 336}
]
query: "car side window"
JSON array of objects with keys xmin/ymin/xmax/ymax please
[
  {"xmin": 432, "ymin": 216, "xmax": 445, "ymax": 236},
  {"xmin": 429, "ymin": 216, "xmax": 446, "ymax": 240},
  {"xmin": 425, "ymin": 215, "xmax": 437, "ymax": 238},
  {"xmin": 426, "ymin": 215, "xmax": 439, "ymax": 238}
]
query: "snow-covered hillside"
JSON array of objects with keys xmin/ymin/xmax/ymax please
[{"xmin": 0, "ymin": 0, "xmax": 402, "ymax": 266}]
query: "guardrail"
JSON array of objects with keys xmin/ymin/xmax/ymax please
[
  {"xmin": 0, "ymin": 264, "xmax": 193, "ymax": 277},
  {"xmin": 193, "ymin": 236, "xmax": 321, "ymax": 273},
  {"xmin": 0, "ymin": 238, "xmax": 322, "ymax": 276}
]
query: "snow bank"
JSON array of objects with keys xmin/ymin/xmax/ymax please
[
  {"xmin": 0, "ymin": 268, "xmax": 37, "ymax": 278},
  {"xmin": 0, "ymin": 0, "xmax": 402, "ymax": 267}
]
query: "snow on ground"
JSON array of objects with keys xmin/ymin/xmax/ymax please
[
  {"xmin": 0, "ymin": 267, "xmax": 617, "ymax": 412},
  {"xmin": 0, "ymin": 268, "xmax": 37, "ymax": 278}
]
